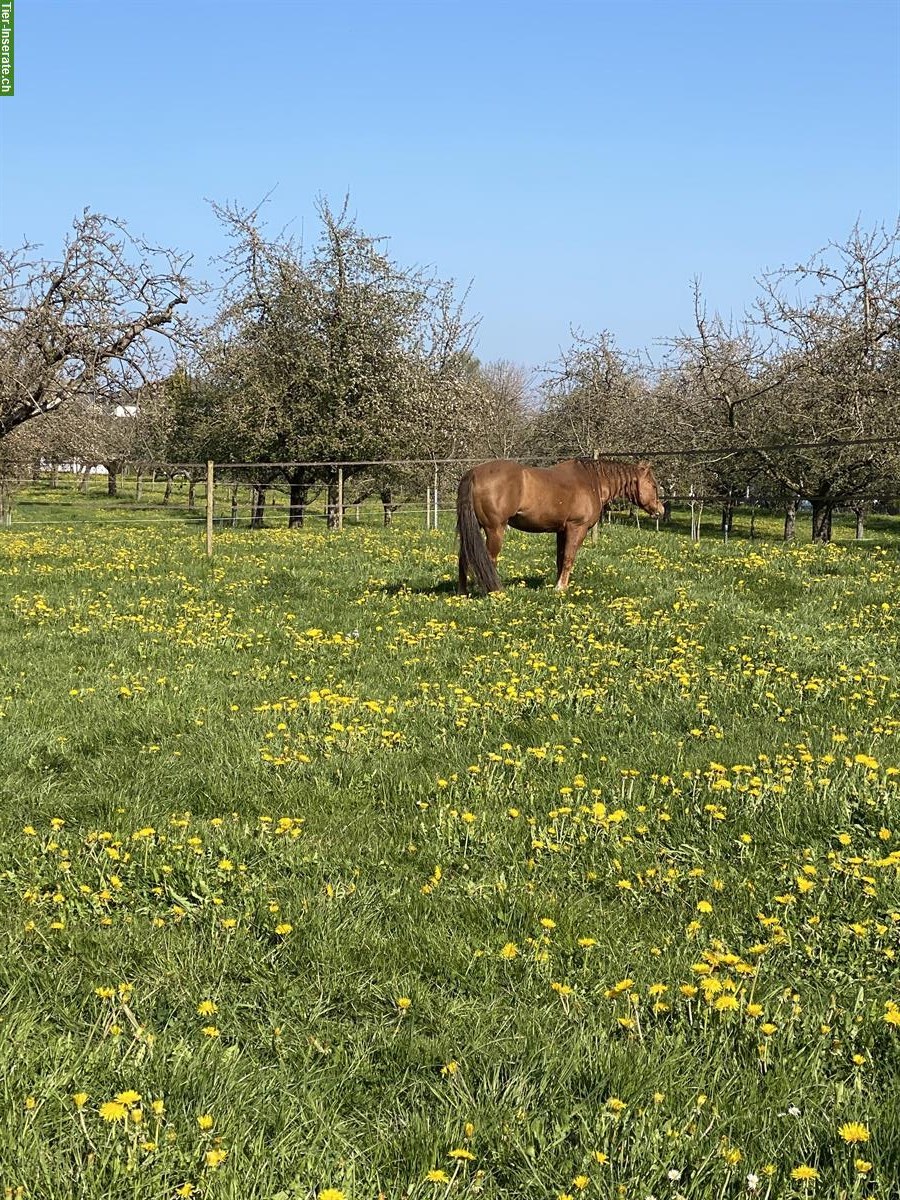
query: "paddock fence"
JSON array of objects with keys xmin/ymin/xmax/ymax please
[{"xmin": 1, "ymin": 442, "xmax": 898, "ymax": 554}]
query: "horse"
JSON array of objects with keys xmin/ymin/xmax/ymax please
[{"xmin": 456, "ymin": 457, "xmax": 665, "ymax": 593}]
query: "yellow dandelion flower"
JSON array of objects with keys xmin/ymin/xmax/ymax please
[
  {"xmin": 72, "ymin": 1092, "xmax": 89, "ymax": 1109},
  {"xmin": 447, "ymin": 1147, "xmax": 476, "ymax": 1160},
  {"xmin": 99, "ymin": 1101, "xmax": 128, "ymax": 1123},
  {"xmin": 498, "ymin": 942, "xmax": 519, "ymax": 959},
  {"xmin": 114, "ymin": 1090, "xmax": 141, "ymax": 1106},
  {"xmin": 838, "ymin": 1123, "xmax": 869, "ymax": 1144},
  {"xmin": 197, "ymin": 1000, "xmax": 218, "ymax": 1016},
  {"xmin": 204, "ymin": 1148, "xmax": 227, "ymax": 1168},
  {"xmin": 791, "ymin": 1164, "xmax": 819, "ymax": 1180},
  {"xmin": 714, "ymin": 994, "xmax": 740, "ymax": 1012},
  {"xmin": 855, "ymin": 1159, "xmax": 873, "ymax": 1173},
  {"xmin": 396, "ymin": 996, "xmax": 412, "ymax": 1010},
  {"xmin": 318, "ymin": 1190, "xmax": 346, "ymax": 1200},
  {"xmin": 197, "ymin": 1114, "xmax": 214, "ymax": 1130},
  {"xmin": 426, "ymin": 1170, "xmax": 451, "ymax": 1182}
]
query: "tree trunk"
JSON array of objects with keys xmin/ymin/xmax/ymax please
[
  {"xmin": 135, "ymin": 471, "xmax": 143, "ymax": 501},
  {"xmin": 811, "ymin": 498, "xmax": 833, "ymax": 543},
  {"xmin": 289, "ymin": 480, "xmax": 308, "ymax": 528},
  {"xmin": 250, "ymin": 484, "xmax": 267, "ymax": 529},
  {"xmin": 187, "ymin": 478, "xmax": 196, "ymax": 509},
  {"xmin": 783, "ymin": 496, "xmax": 797, "ymax": 542},
  {"xmin": 381, "ymin": 487, "xmax": 394, "ymax": 526},
  {"xmin": 50, "ymin": 463, "xmax": 59, "ymax": 489},
  {"xmin": 231, "ymin": 483, "xmax": 239, "ymax": 527},
  {"xmin": 163, "ymin": 475, "xmax": 173, "ymax": 505},
  {"xmin": 662, "ymin": 499, "xmax": 672, "ymax": 524},
  {"xmin": 106, "ymin": 462, "xmax": 119, "ymax": 497},
  {"xmin": 721, "ymin": 497, "xmax": 734, "ymax": 538},
  {"xmin": 79, "ymin": 466, "xmax": 90, "ymax": 494}
]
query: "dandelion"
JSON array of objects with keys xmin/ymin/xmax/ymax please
[
  {"xmin": 72, "ymin": 1092, "xmax": 89, "ymax": 1109},
  {"xmin": 396, "ymin": 996, "xmax": 412, "ymax": 1011},
  {"xmin": 838, "ymin": 1122, "xmax": 870, "ymax": 1144},
  {"xmin": 274, "ymin": 922, "xmax": 293, "ymax": 936},
  {"xmin": 606, "ymin": 1097, "xmax": 627, "ymax": 1113},
  {"xmin": 204, "ymin": 1148, "xmax": 227, "ymax": 1168},
  {"xmin": 318, "ymin": 1190, "xmax": 346, "ymax": 1200},
  {"xmin": 790, "ymin": 1165, "xmax": 819, "ymax": 1181},
  {"xmin": 855, "ymin": 1159, "xmax": 873, "ymax": 1173},
  {"xmin": 201, "ymin": 1025, "xmax": 221, "ymax": 1038},
  {"xmin": 197, "ymin": 1114, "xmax": 214, "ymax": 1130},
  {"xmin": 448, "ymin": 1147, "xmax": 476, "ymax": 1160},
  {"xmin": 115, "ymin": 1090, "xmax": 141, "ymax": 1106},
  {"xmin": 498, "ymin": 942, "xmax": 519, "ymax": 959},
  {"xmin": 572, "ymin": 1176, "xmax": 590, "ymax": 1191},
  {"xmin": 197, "ymin": 1000, "xmax": 218, "ymax": 1016},
  {"xmin": 99, "ymin": 1101, "xmax": 128, "ymax": 1123},
  {"xmin": 426, "ymin": 1170, "xmax": 451, "ymax": 1182}
]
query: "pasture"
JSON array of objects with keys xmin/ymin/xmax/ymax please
[{"xmin": 2, "ymin": 490, "xmax": 899, "ymax": 1199}]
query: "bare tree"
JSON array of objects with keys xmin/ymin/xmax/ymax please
[
  {"xmin": 537, "ymin": 330, "xmax": 651, "ymax": 457},
  {"xmin": 753, "ymin": 221, "xmax": 900, "ymax": 540},
  {"xmin": 0, "ymin": 211, "xmax": 200, "ymax": 447}
]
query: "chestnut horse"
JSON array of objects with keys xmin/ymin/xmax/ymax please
[{"xmin": 456, "ymin": 458, "xmax": 664, "ymax": 593}]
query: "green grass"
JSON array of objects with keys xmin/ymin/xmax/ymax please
[{"xmin": 2, "ymin": 494, "xmax": 900, "ymax": 1199}]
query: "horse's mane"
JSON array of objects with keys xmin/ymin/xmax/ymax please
[{"xmin": 578, "ymin": 457, "xmax": 648, "ymax": 505}]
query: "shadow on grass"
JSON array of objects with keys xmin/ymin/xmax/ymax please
[{"xmin": 380, "ymin": 573, "xmax": 550, "ymax": 597}]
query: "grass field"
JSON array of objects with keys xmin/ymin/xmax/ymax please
[{"xmin": 2, "ymin": 483, "xmax": 900, "ymax": 1199}]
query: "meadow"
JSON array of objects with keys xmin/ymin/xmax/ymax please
[{"xmin": 2, "ymin": 483, "xmax": 899, "ymax": 1200}]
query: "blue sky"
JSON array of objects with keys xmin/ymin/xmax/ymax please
[{"xmin": 1, "ymin": 0, "xmax": 898, "ymax": 370}]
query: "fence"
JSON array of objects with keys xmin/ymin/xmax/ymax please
[{"xmin": 0, "ymin": 451, "xmax": 896, "ymax": 554}]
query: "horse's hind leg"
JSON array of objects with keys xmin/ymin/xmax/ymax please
[
  {"xmin": 486, "ymin": 525, "xmax": 506, "ymax": 573},
  {"xmin": 555, "ymin": 523, "xmax": 589, "ymax": 591}
]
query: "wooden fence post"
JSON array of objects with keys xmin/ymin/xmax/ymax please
[
  {"xmin": 337, "ymin": 467, "xmax": 344, "ymax": 531},
  {"xmin": 591, "ymin": 448, "xmax": 600, "ymax": 543},
  {"xmin": 206, "ymin": 460, "xmax": 214, "ymax": 558},
  {"xmin": 433, "ymin": 464, "xmax": 439, "ymax": 529}
]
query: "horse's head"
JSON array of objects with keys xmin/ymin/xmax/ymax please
[{"xmin": 637, "ymin": 463, "xmax": 666, "ymax": 518}]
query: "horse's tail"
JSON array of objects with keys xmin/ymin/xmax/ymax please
[{"xmin": 457, "ymin": 471, "xmax": 502, "ymax": 593}]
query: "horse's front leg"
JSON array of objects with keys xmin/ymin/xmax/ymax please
[{"xmin": 555, "ymin": 523, "xmax": 589, "ymax": 591}]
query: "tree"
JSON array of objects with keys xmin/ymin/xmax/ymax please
[
  {"xmin": 537, "ymin": 330, "xmax": 651, "ymax": 458},
  {"xmin": 752, "ymin": 222, "xmax": 900, "ymax": 540},
  {"xmin": 197, "ymin": 196, "xmax": 478, "ymax": 526},
  {"xmin": 0, "ymin": 211, "xmax": 200, "ymax": 445}
]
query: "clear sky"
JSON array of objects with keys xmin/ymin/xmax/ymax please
[{"xmin": 1, "ymin": 0, "xmax": 898, "ymax": 370}]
